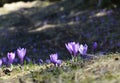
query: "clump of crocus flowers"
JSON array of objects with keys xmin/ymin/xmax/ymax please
[
  {"xmin": 0, "ymin": 47, "xmax": 27, "ymax": 67},
  {"xmin": 65, "ymin": 42, "xmax": 80, "ymax": 57},
  {"xmin": 65, "ymin": 42, "xmax": 88, "ymax": 62},
  {"xmin": 0, "ymin": 41, "xmax": 96, "ymax": 68}
]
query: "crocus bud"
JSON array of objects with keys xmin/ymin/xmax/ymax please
[
  {"xmin": 17, "ymin": 48, "xmax": 26, "ymax": 64},
  {"xmin": 7, "ymin": 52, "xmax": 15, "ymax": 64},
  {"xmin": 79, "ymin": 44, "xmax": 88, "ymax": 55},
  {"xmin": 93, "ymin": 42, "xmax": 98, "ymax": 50},
  {"xmin": 50, "ymin": 53, "xmax": 62, "ymax": 66}
]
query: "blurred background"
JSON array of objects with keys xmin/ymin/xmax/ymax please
[{"xmin": 0, "ymin": 0, "xmax": 120, "ymax": 61}]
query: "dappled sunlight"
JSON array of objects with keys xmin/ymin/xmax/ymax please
[
  {"xmin": 89, "ymin": 9, "xmax": 113, "ymax": 18},
  {"xmin": 0, "ymin": 1, "xmax": 52, "ymax": 15},
  {"xmin": 29, "ymin": 24, "xmax": 56, "ymax": 33},
  {"xmin": 91, "ymin": 11, "xmax": 107, "ymax": 17},
  {"xmin": 8, "ymin": 27, "xmax": 15, "ymax": 31},
  {"xmin": 3, "ymin": 1, "xmax": 36, "ymax": 11}
]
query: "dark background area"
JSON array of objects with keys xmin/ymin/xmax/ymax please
[{"xmin": 0, "ymin": 0, "xmax": 120, "ymax": 61}]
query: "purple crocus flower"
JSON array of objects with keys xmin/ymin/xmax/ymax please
[
  {"xmin": 37, "ymin": 59, "xmax": 43, "ymax": 65},
  {"xmin": 46, "ymin": 59, "xmax": 51, "ymax": 64},
  {"xmin": 55, "ymin": 60, "xmax": 62, "ymax": 66},
  {"xmin": 7, "ymin": 52, "xmax": 15, "ymax": 64},
  {"xmin": 79, "ymin": 44, "xmax": 88, "ymax": 55},
  {"xmin": 93, "ymin": 42, "xmax": 98, "ymax": 51},
  {"xmin": 0, "ymin": 59, "xmax": 2, "ymax": 67},
  {"xmin": 17, "ymin": 48, "xmax": 26, "ymax": 64},
  {"xmin": 50, "ymin": 53, "xmax": 62, "ymax": 66},
  {"xmin": 25, "ymin": 57, "xmax": 31, "ymax": 64},
  {"xmin": 65, "ymin": 42, "xmax": 79, "ymax": 57},
  {"xmin": 2, "ymin": 57, "xmax": 7, "ymax": 65}
]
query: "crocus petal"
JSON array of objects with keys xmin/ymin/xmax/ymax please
[
  {"xmin": 79, "ymin": 44, "xmax": 88, "ymax": 55},
  {"xmin": 72, "ymin": 43, "xmax": 79, "ymax": 56},
  {"xmin": 65, "ymin": 44, "xmax": 72, "ymax": 54},
  {"xmin": 56, "ymin": 60, "xmax": 62, "ymax": 66},
  {"xmin": 79, "ymin": 44, "xmax": 84, "ymax": 54},
  {"xmin": 0, "ymin": 59, "xmax": 2, "ymax": 67},
  {"xmin": 84, "ymin": 44, "xmax": 88, "ymax": 51},
  {"xmin": 84, "ymin": 44, "xmax": 88, "ymax": 54}
]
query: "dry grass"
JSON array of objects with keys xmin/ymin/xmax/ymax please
[{"xmin": 0, "ymin": 53, "xmax": 120, "ymax": 83}]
